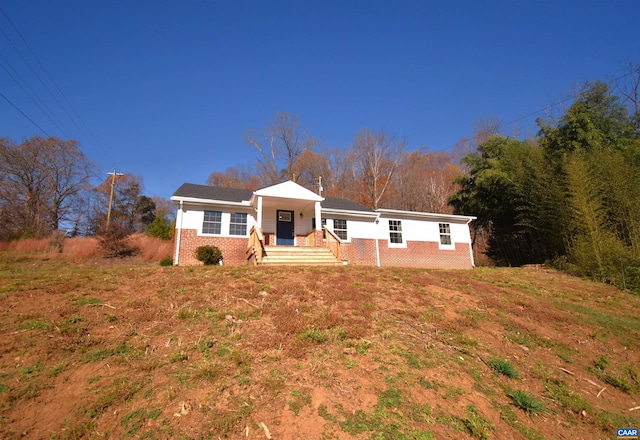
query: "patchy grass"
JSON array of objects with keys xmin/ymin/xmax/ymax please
[
  {"xmin": 0, "ymin": 251, "xmax": 639, "ymax": 439},
  {"xmin": 487, "ymin": 359, "xmax": 519, "ymax": 379},
  {"xmin": 508, "ymin": 390, "xmax": 546, "ymax": 414}
]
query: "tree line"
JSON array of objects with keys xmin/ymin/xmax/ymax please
[
  {"xmin": 210, "ymin": 66, "xmax": 639, "ymax": 290},
  {"xmin": 2, "ymin": 64, "xmax": 638, "ymax": 290},
  {"xmin": 0, "ymin": 136, "xmax": 173, "ymax": 241},
  {"xmin": 450, "ymin": 77, "xmax": 640, "ymax": 290},
  {"xmin": 209, "ymin": 112, "xmax": 470, "ymax": 212}
]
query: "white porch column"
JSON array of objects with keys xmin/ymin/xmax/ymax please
[
  {"xmin": 257, "ymin": 196, "xmax": 263, "ymax": 227},
  {"xmin": 314, "ymin": 201, "xmax": 321, "ymax": 230}
]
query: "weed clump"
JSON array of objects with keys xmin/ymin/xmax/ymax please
[
  {"xmin": 508, "ymin": 390, "xmax": 545, "ymax": 414},
  {"xmin": 487, "ymin": 359, "xmax": 519, "ymax": 379}
]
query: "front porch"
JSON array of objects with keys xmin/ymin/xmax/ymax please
[{"xmin": 247, "ymin": 226, "xmax": 344, "ymax": 266}]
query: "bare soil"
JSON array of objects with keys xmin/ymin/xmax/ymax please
[{"xmin": 0, "ymin": 252, "xmax": 638, "ymax": 439}]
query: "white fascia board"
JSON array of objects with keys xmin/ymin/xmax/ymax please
[
  {"xmin": 253, "ymin": 180, "xmax": 324, "ymax": 202},
  {"xmin": 375, "ymin": 208, "xmax": 476, "ymax": 223},
  {"xmin": 321, "ymin": 208, "xmax": 379, "ymax": 220},
  {"xmin": 170, "ymin": 196, "xmax": 252, "ymax": 209}
]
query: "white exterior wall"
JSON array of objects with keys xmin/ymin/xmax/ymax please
[
  {"xmin": 336, "ymin": 218, "xmax": 378, "ymax": 241},
  {"xmin": 178, "ymin": 203, "xmax": 472, "ymax": 245},
  {"xmin": 376, "ymin": 216, "xmax": 473, "ymax": 246},
  {"xmin": 178, "ymin": 204, "xmax": 256, "ymax": 237}
]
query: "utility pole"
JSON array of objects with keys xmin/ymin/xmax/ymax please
[{"xmin": 106, "ymin": 169, "xmax": 124, "ymax": 230}]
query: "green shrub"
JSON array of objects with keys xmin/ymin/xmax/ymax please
[
  {"xmin": 195, "ymin": 245, "xmax": 223, "ymax": 265},
  {"xmin": 146, "ymin": 215, "xmax": 174, "ymax": 240},
  {"xmin": 159, "ymin": 257, "xmax": 173, "ymax": 266}
]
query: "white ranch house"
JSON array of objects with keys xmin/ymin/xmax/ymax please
[{"xmin": 171, "ymin": 180, "xmax": 476, "ymax": 268}]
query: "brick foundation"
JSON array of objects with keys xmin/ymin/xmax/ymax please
[
  {"xmin": 377, "ymin": 240, "xmax": 473, "ymax": 269},
  {"xmin": 175, "ymin": 229, "xmax": 249, "ymax": 266},
  {"xmin": 341, "ymin": 239, "xmax": 378, "ymax": 266},
  {"xmin": 175, "ymin": 229, "xmax": 473, "ymax": 269},
  {"xmin": 342, "ymin": 238, "xmax": 473, "ymax": 269}
]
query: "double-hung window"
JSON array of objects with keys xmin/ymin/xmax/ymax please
[
  {"xmin": 389, "ymin": 220, "xmax": 403, "ymax": 244},
  {"xmin": 203, "ymin": 211, "xmax": 222, "ymax": 234},
  {"xmin": 439, "ymin": 223, "xmax": 452, "ymax": 246},
  {"xmin": 333, "ymin": 219, "xmax": 347, "ymax": 241},
  {"xmin": 229, "ymin": 213, "xmax": 248, "ymax": 236}
]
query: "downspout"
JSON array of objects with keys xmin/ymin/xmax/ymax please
[
  {"xmin": 375, "ymin": 213, "xmax": 381, "ymax": 267},
  {"xmin": 174, "ymin": 200, "xmax": 184, "ymax": 266},
  {"xmin": 466, "ymin": 218, "xmax": 475, "ymax": 268}
]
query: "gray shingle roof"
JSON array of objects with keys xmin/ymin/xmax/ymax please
[
  {"xmin": 172, "ymin": 183, "xmax": 253, "ymax": 202},
  {"xmin": 322, "ymin": 197, "xmax": 373, "ymax": 212},
  {"xmin": 173, "ymin": 183, "xmax": 373, "ymax": 213}
]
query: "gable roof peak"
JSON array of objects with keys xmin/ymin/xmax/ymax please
[{"xmin": 254, "ymin": 180, "xmax": 324, "ymax": 201}]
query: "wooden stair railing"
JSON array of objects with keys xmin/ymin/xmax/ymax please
[
  {"xmin": 323, "ymin": 226, "xmax": 342, "ymax": 262},
  {"xmin": 247, "ymin": 226, "xmax": 265, "ymax": 265}
]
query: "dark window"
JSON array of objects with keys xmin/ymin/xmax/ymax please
[
  {"xmin": 230, "ymin": 213, "xmax": 247, "ymax": 236},
  {"xmin": 333, "ymin": 219, "xmax": 347, "ymax": 240},
  {"xmin": 439, "ymin": 223, "xmax": 452, "ymax": 245},
  {"xmin": 389, "ymin": 220, "xmax": 403, "ymax": 244},
  {"xmin": 312, "ymin": 218, "xmax": 327, "ymax": 239},
  {"xmin": 203, "ymin": 211, "xmax": 222, "ymax": 234}
]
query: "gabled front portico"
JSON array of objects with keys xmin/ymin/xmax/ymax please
[{"xmin": 251, "ymin": 181, "xmax": 324, "ymax": 247}]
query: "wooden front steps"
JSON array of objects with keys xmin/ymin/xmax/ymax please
[{"xmin": 258, "ymin": 246, "xmax": 344, "ymax": 266}]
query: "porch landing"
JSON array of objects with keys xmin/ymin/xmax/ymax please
[{"xmin": 258, "ymin": 246, "xmax": 344, "ymax": 266}]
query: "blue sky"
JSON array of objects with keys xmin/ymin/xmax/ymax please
[{"xmin": 2, "ymin": 0, "xmax": 638, "ymax": 199}]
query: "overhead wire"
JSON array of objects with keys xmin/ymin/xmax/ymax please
[
  {"xmin": 0, "ymin": 5, "xmax": 117, "ymax": 168},
  {"xmin": 0, "ymin": 92, "xmax": 50, "ymax": 136},
  {"xmin": 0, "ymin": 51, "xmax": 73, "ymax": 139}
]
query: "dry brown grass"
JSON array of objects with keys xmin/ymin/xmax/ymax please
[
  {"xmin": 61, "ymin": 237, "xmax": 100, "ymax": 258},
  {"xmin": 127, "ymin": 233, "xmax": 173, "ymax": 261},
  {"xmin": 0, "ymin": 234, "xmax": 173, "ymax": 262},
  {"xmin": 0, "ymin": 237, "xmax": 49, "ymax": 252}
]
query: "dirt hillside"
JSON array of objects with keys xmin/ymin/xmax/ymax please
[{"xmin": 0, "ymin": 252, "xmax": 638, "ymax": 439}]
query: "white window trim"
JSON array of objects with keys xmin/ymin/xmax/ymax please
[
  {"xmin": 330, "ymin": 218, "xmax": 350, "ymax": 243},
  {"xmin": 201, "ymin": 210, "xmax": 222, "ymax": 236},
  {"xmin": 229, "ymin": 212, "xmax": 249, "ymax": 236},
  {"xmin": 387, "ymin": 219, "xmax": 406, "ymax": 248},
  {"xmin": 438, "ymin": 222, "xmax": 455, "ymax": 250},
  {"xmin": 200, "ymin": 211, "xmax": 250, "ymax": 237}
]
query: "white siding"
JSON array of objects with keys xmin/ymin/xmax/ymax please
[
  {"xmin": 374, "ymin": 215, "xmax": 472, "ymax": 245},
  {"xmin": 178, "ymin": 204, "xmax": 255, "ymax": 237}
]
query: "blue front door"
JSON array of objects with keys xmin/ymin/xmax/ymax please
[{"xmin": 276, "ymin": 210, "xmax": 295, "ymax": 245}]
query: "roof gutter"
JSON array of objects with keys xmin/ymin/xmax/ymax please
[
  {"xmin": 171, "ymin": 196, "xmax": 251, "ymax": 208},
  {"xmin": 375, "ymin": 208, "xmax": 476, "ymax": 223},
  {"xmin": 321, "ymin": 208, "xmax": 379, "ymax": 219}
]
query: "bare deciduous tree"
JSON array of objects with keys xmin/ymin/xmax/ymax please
[
  {"xmin": 350, "ymin": 128, "xmax": 405, "ymax": 209},
  {"xmin": 616, "ymin": 62, "xmax": 640, "ymax": 115},
  {"xmin": 0, "ymin": 136, "xmax": 95, "ymax": 239},
  {"xmin": 206, "ymin": 164, "xmax": 261, "ymax": 190},
  {"xmin": 393, "ymin": 149, "xmax": 460, "ymax": 213},
  {"xmin": 245, "ymin": 112, "xmax": 319, "ymax": 185}
]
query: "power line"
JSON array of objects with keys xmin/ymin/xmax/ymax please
[
  {"xmin": 0, "ymin": 53, "xmax": 73, "ymax": 138},
  {"xmin": 0, "ymin": 5, "xmax": 116, "ymax": 167},
  {"xmin": 0, "ymin": 92, "xmax": 50, "ymax": 136}
]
